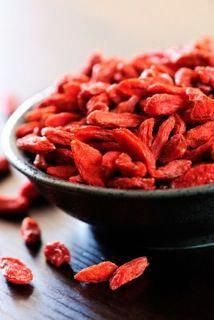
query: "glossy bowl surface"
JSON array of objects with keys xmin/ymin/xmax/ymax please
[{"xmin": 2, "ymin": 89, "xmax": 214, "ymax": 249}]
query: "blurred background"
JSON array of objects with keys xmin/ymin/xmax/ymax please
[{"xmin": 0, "ymin": 0, "xmax": 213, "ymax": 101}]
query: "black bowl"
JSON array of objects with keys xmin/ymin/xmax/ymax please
[{"xmin": 2, "ymin": 89, "xmax": 214, "ymax": 249}]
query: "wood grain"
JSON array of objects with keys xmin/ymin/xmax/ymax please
[{"xmin": 0, "ymin": 190, "xmax": 214, "ymax": 320}]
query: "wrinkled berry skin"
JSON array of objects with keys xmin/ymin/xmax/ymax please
[
  {"xmin": 109, "ymin": 257, "xmax": 149, "ymax": 290},
  {"xmin": 44, "ymin": 241, "xmax": 71, "ymax": 267},
  {"xmin": 0, "ymin": 257, "xmax": 33, "ymax": 285},
  {"xmin": 75, "ymin": 261, "xmax": 118, "ymax": 283},
  {"xmin": 20, "ymin": 217, "xmax": 41, "ymax": 246}
]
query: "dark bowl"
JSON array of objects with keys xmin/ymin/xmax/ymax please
[{"xmin": 2, "ymin": 89, "xmax": 214, "ymax": 249}]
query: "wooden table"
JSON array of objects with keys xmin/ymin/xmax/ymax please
[{"xmin": 1, "ymin": 1, "xmax": 214, "ymax": 319}]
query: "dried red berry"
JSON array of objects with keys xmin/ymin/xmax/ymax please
[
  {"xmin": 71, "ymin": 140, "xmax": 104, "ymax": 186},
  {"xmin": 16, "ymin": 121, "xmax": 41, "ymax": 138},
  {"xmin": 19, "ymin": 181, "xmax": 39, "ymax": 202},
  {"xmin": 109, "ymin": 257, "xmax": 149, "ymax": 290},
  {"xmin": 102, "ymin": 151, "xmax": 121, "ymax": 178},
  {"xmin": 44, "ymin": 241, "xmax": 71, "ymax": 267},
  {"xmin": 160, "ymin": 134, "xmax": 187, "ymax": 163},
  {"xmin": 17, "ymin": 134, "xmax": 55, "ymax": 154},
  {"xmin": 152, "ymin": 160, "xmax": 192, "ymax": 180},
  {"xmin": 47, "ymin": 165, "xmax": 76, "ymax": 180},
  {"xmin": 186, "ymin": 121, "xmax": 214, "ymax": 148},
  {"xmin": 152, "ymin": 116, "xmax": 175, "ymax": 160},
  {"xmin": 75, "ymin": 261, "xmax": 118, "ymax": 283},
  {"xmin": 113, "ymin": 128, "xmax": 156, "ymax": 174},
  {"xmin": 0, "ymin": 195, "xmax": 29, "ymax": 215},
  {"xmin": 25, "ymin": 106, "xmax": 57, "ymax": 122},
  {"xmin": 0, "ymin": 257, "xmax": 33, "ymax": 285},
  {"xmin": 115, "ymin": 153, "xmax": 147, "ymax": 177},
  {"xmin": 87, "ymin": 110, "xmax": 142, "ymax": 128},
  {"xmin": 20, "ymin": 217, "xmax": 41, "ymax": 245},
  {"xmin": 144, "ymin": 94, "xmax": 185, "ymax": 116},
  {"xmin": 41, "ymin": 127, "xmax": 74, "ymax": 146},
  {"xmin": 138, "ymin": 118, "xmax": 155, "ymax": 147},
  {"xmin": 171, "ymin": 164, "xmax": 214, "ymax": 188},
  {"xmin": 45, "ymin": 112, "xmax": 80, "ymax": 127}
]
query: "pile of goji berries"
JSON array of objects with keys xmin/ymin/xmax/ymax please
[{"xmin": 16, "ymin": 37, "xmax": 214, "ymax": 189}]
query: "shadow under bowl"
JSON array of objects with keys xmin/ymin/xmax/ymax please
[{"xmin": 2, "ymin": 89, "xmax": 214, "ymax": 250}]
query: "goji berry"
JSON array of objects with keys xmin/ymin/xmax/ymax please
[
  {"xmin": 109, "ymin": 257, "xmax": 149, "ymax": 290},
  {"xmin": 102, "ymin": 151, "xmax": 121, "ymax": 179},
  {"xmin": 53, "ymin": 148, "xmax": 73, "ymax": 164},
  {"xmin": 152, "ymin": 160, "xmax": 191, "ymax": 180},
  {"xmin": 47, "ymin": 165, "xmax": 76, "ymax": 180},
  {"xmin": 19, "ymin": 181, "xmax": 39, "ymax": 202},
  {"xmin": 186, "ymin": 121, "xmax": 214, "ymax": 148},
  {"xmin": 115, "ymin": 153, "xmax": 147, "ymax": 178},
  {"xmin": 45, "ymin": 112, "xmax": 80, "ymax": 127},
  {"xmin": 174, "ymin": 67, "xmax": 196, "ymax": 87},
  {"xmin": 144, "ymin": 94, "xmax": 185, "ymax": 116},
  {"xmin": 16, "ymin": 121, "xmax": 41, "ymax": 138},
  {"xmin": 0, "ymin": 195, "xmax": 29, "ymax": 215},
  {"xmin": 195, "ymin": 66, "xmax": 214, "ymax": 89},
  {"xmin": 185, "ymin": 138, "xmax": 214, "ymax": 162},
  {"xmin": 74, "ymin": 126, "xmax": 114, "ymax": 142},
  {"xmin": 38, "ymin": 93, "xmax": 78, "ymax": 112},
  {"xmin": 25, "ymin": 106, "xmax": 57, "ymax": 122},
  {"xmin": 151, "ymin": 116, "xmax": 175, "ymax": 159},
  {"xmin": 114, "ymin": 96, "xmax": 139, "ymax": 113},
  {"xmin": 173, "ymin": 114, "xmax": 186, "ymax": 135},
  {"xmin": 71, "ymin": 140, "xmax": 104, "ymax": 186},
  {"xmin": 86, "ymin": 92, "xmax": 109, "ymax": 114},
  {"xmin": 113, "ymin": 128, "xmax": 156, "ymax": 173},
  {"xmin": 82, "ymin": 52, "xmax": 103, "ymax": 76},
  {"xmin": 160, "ymin": 134, "xmax": 187, "ymax": 163},
  {"xmin": 20, "ymin": 217, "xmax": 41, "ymax": 245},
  {"xmin": 87, "ymin": 110, "xmax": 142, "ymax": 128},
  {"xmin": 138, "ymin": 118, "xmax": 155, "ymax": 147},
  {"xmin": 91, "ymin": 58, "xmax": 119, "ymax": 83},
  {"xmin": 0, "ymin": 257, "xmax": 33, "ymax": 285},
  {"xmin": 147, "ymin": 83, "xmax": 186, "ymax": 95},
  {"xmin": 44, "ymin": 241, "xmax": 71, "ymax": 267},
  {"xmin": 117, "ymin": 78, "xmax": 148, "ymax": 96},
  {"xmin": 17, "ymin": 134, "xmax": 55, "ymax": 153},
  {"xmin": 171, "ymin": 164, "xmax": 214, "ymax": 188},
  {"xmin": 75, "ymin": 261, "xmax": 118, "ymax": 283},
  {"xmin": 41, "ymin": 127, "xmax": 74, "ymax": 146}
]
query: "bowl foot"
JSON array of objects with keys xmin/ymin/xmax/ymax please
[{"xmin": 91, "ymin": 226, "xmax": 214, "ymax": 252}]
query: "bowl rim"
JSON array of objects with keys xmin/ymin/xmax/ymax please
[{"xmin": 2, "ymin": 87, "xmax": 214, "ymax": 199}]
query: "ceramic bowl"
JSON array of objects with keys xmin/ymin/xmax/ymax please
[{"xmin": 3, "ymin": 89, "xmax": 214, "ymax": 249}]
